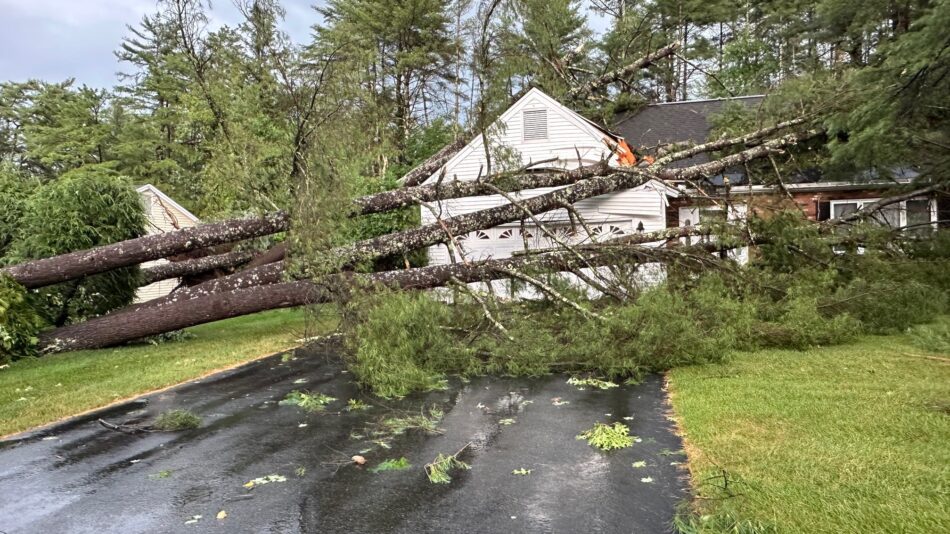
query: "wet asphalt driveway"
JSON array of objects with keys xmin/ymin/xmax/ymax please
[{"xmin": 0, "ymin": 344, "xmax": 690, "ymax": 533}]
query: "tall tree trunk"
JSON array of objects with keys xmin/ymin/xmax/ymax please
[
  {"xmin": 140, "ymin": 249, "xmax": 256, "ymax": 285},
  {"xmin": 38, "ymin": 247, "xmax": 644, "ymax": 352},
  {"xmin": 1, "ymin": 212, "xmax": 290, "ymax": 289}
]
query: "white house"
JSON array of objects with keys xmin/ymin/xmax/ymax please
[
  {"xmin": 135, "ymin": 184, "xmax": 200, "ymax": 302},
  {"xmin": 420, "ymin": 88, "xmax": 678, "ymax": 287}
]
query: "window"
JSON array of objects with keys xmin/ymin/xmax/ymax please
[
  {"xmin": 832, "ymin": 201, "xmax": 859, "ymax": 219},
  {"xmin": 830, "ymin": 198, "xmax": 934, "ymax": 230},
  {"xmin": 498, "ymin": 229, "xmax": 514, "ymax": 239},
  {"xmin": 523, "ymin": 109, "xmax": 548, "ymax": 141}
]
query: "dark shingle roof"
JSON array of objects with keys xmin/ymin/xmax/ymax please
[{"xmin": 611, "ymin": 96, "xmax": 765, "ymax": 168}]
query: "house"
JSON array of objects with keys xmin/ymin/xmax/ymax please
[
  {"xmin": 420, "ymin": 89, "xmax": 941, "ymax": 288},
  {"xmin": 135, "ymin": 184, "xmax": 200, "ymax": 302},
  {"xmin": 420, "ymin": 88, "xmax": 678, "ymax": 269},
  {"xmin": 612, "ymin": 96, "xmax": 944, "ymax": 231}
]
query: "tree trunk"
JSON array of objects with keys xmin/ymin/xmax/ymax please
[
  {"xmin": 140, "ymin": 249, "xmax": 256, "ymax": 286},
  {"xmin": 568, "ymin": 43, "xmax": 679, "ymax": 100},
  {"xmin": 74, "ymin": 130, "xmax": 818, "ymax": 324},
  {"xmin": 2, "ymin": 212, "xmax": 290, "ymax": 289},
  {"xmin": 396, "ymin": 137, "xmax": 468, "ymax": 187},
  {"xmin": 38, "ymin": 247, "xmax": 649, "ymax": 353}
]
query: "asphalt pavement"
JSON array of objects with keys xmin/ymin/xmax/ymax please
[{"xmin": 0, "ymin": 343, "xmax": 690, "ymax": 533}]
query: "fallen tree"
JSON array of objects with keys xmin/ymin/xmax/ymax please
[
  {"xmin": 139, "ymin": 249, "xmax": 256, "ymax": 285},
  {"xmin": 4, "ymin": 121, "xmax": 812, "ymax": 293},
  {"xmin": 124, "ymin": 129, "xmax": 818, "ymax": 314},
  {"xmin": 567, "ymin": 43, "xmax": 679, "ymax": 100},
  {"xmin": 37, "ymin": 244, "xmax": 702, "ymax": 352},
  {"xmin": 32, "ymin": 129, "xmax": 817, "ymax": 353},
  {"xmin": 1, "ymin": 211, "xmax": 291, "ymax": 289}
]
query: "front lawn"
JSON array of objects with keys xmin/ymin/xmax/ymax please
[
  {"xmin": 0, "ymin": 309, "xmax": 332, "ymax": 437},
  {"xmin": 668, "ymin": 331, "xmax": 950, "ymax": 533}
]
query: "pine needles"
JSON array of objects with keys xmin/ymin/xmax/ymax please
[
  {"xmin": 279, "ymin": 390, "xmax": 337, "ymax": 412},
  {"xmin": 577, "ymin": 422, "xmax": 634, "ymax": 451},
  {"xmin": 424, "ymin": 443, "xmax": 472, "ymax": 484}
]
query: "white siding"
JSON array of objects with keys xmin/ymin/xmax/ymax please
[
  {"xmin": 135, "ymin": 187, "xmax": 200, "ymax": 303},
  {"xmin": 420, "ymin": 89, "xmax": 674, "ymax": 270}
]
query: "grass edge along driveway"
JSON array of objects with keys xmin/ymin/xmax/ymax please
[
  {"xmin": 0, "ymin": 309, "xmax": 334, "ymax": 437},
  {"xmin": 668, "ymin": 332, "xmax": 950, "ymax": 533}
]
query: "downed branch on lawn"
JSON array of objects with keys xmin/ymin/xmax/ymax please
[
  {"xmin": 0, "ymin": 211, "xmax": 291, "ymax": 289},
  {"xmin": 37, "ymin": 244, "xmax": 716, "ymax": 352}
]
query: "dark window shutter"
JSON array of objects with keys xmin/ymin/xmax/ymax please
[{"xmin": 816, "ymin": 201, "xmax": 831, "ymax": 221}]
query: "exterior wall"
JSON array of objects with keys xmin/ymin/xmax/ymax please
[
  {"xmin": 135, "ymin": 188, "xmax": 199, "ymax": 303},
  {"xmin": 668, "ymin": 188, "xmax": 942, "ymax": 228},
  {"xmin": 421, "ymin": 88, "xmax": 672, "ymax": 268}
]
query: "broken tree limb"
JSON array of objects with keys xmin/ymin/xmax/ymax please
[
  {"xmin": 649, "ymin": 117, "xmax": 810, "ymax": 168},
  {"xmin": 355, "ymin": 161, "xmax": 612, "ymax": 216},
  {"xmin": 829, "ymin": 183, "xmax": 946, "ymax": 226},
  {"xmin": 37, "ymin": 245, "xmax": 674, "ymax": 352},
  {"xmin": 140, "ymin": 249, "xmax": 256, "ymax": 286},
  {"xmin": 75, "ymin": 131, "xmax": 817, "ymax": 322},
  {"xmin": 568, "ymin": 43, "xmax": 679, "ymax": 100},
  {"xmin": 243, "ymin": 242, "xmax": 288, "ymax": 269},
  {"xmin": 1, "ymin": 211, "xmax": 290, "ymax": 289},
  {"xmin": 397, "ymin": 137, "xmax": 469, "ymax": 187},
  {"xmin": 511, "ymin": 225, "xmax": 711, "ymax": 256}
]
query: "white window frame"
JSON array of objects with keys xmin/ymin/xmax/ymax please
[{"xmin": 830, "ymin": 197, "xmax": 937, "ymax": 230}]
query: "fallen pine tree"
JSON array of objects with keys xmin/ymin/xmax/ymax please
[
  {"xmin": 0, "ymin": 211, "xmax": 291, "ymax": 289},
  {"xmin": 0, "ymin": 126, "xmax": 820, "ymax": 358},
  {"xmin": 2, "ymin": 119, "xmax": 812, "ymax": 294},
  {"xmin": 38, "ymin": 244, "xmax": 690, "ymax": 352}
]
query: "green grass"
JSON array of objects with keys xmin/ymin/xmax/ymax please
[
  {"xmin": 669, "ymin": 331, "xmax": 950, "ymax": 533},
  {"xmin": 0, "ymin": 309, "xmax": 332, "ymax": 437}
]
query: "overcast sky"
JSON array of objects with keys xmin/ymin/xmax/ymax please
[
  {"xmin": 0, "ymin": 0, "xmax": 319, "ymax": 89},
  {"xmin": 0, "ymin": 0, "xmax": 608, "ymax": 90}
]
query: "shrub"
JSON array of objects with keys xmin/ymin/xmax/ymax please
[
  {"xmin": 0, "ymin": 167, "xmax": 37, "ymax": 260},
  {"xmin": 0, "ymin": 276, "xmax": 46, "ymax": 363},
  {"xmin": 7, "ymin": 170, "xmax": 145, "ymax": 325}
]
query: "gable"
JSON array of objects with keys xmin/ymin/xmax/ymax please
[
  {"xmin": 423, "ymin": 88, "xmax": 615, "ymax": 185},
  {"xmin": 136, "ymin": 184, "xmax": 200, "ymax": 235}
]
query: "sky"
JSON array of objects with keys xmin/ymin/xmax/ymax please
[
  {"xmin": 0, "ymin": 0, "xmax": 608, "ymax": 90},
  {"xmin": 0, "ymin": 0, "xmax": 319, "ymax": 89}
]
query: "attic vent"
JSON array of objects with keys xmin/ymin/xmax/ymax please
[{"xmin": 523, "ymin": 109, "xmax": 548, "ymax": 140}]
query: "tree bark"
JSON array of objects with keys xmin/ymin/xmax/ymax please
[
  {"xmin": 354, "ymin": 161, "xmax": 611, "ymax": 215},
  {"xmin": 140, "ymin": 250, "xmax": 256, "ymax": 286},
  {"xmin": 38, "ymin": 246, "xmax": 658, "ymax": 353},
  {"xmin": 396, "ymin": 137, "xmax": 468, "ymax": 187},
  {"xmin": 568, "ymin": 43, "xmax": 679, "ymax": 100},
  {"xmin": 1, "ymin": 212, "xmax": 291, "ymax": 289}
]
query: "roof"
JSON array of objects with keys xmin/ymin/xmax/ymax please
[
  {"xmin": 136, "ymin": 184, "xmax": 200, "ymax": 224},
  {"xmin": 612, "ymin": 95, "xmax": 765, "ymax": 168},
  {"xmin": 422, "ymin": 88, "xmax": 619, "ymax": 186}
]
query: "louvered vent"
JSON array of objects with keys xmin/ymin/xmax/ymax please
[{"xmin": 523, "ymin": 109, "xmax": 548, "ymax": 140}]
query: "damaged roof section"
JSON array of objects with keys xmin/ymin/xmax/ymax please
[{"xmin": 612, "ymin": 96, "xmax": 765, "ymax": 168}]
